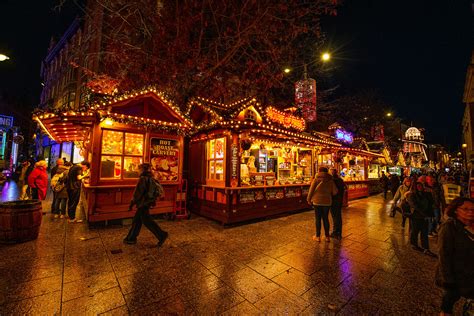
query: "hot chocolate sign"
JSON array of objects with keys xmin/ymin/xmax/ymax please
[{"xmin": 150, "ymin": 138, "xmax": 180, "ymax": 183}]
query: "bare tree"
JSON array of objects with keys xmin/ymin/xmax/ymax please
[{"xmin": 62, "ymin": 0, "xmax": 338, "ymax": 105}]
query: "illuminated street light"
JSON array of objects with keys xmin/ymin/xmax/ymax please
[
  {"xmin": 462, "ymin": 143, "xmax": 467, "ymax": 149},
  {"xmin": 386, "ymin": 112, "xmax": 392, "ymax": 117},
  {"xmin": 284, "ymin": 68, "xmax": 291, "ymax": 74},
  {"xmin": 321, "ymin": 52, "xmax": 331, "ymax": 62},
  {"xmin": 0, "ymin": 54, "xmax": 10, "ymax": 61}
]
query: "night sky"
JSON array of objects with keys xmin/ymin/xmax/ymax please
[{"xmin": 0, "ymin": 0, "xmax": 472, "ymax": 150}]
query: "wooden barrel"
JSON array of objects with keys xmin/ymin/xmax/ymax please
[{"xmin": 0, "ymin": 200, "xmax": 42, "ymax": 244}]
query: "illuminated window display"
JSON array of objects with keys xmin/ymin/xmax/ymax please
[
  {"xmin": 240, "ymin": 143, "xmax": 313, "ymax": 186},
  {"xmin": 100, "ymin": 130, "xmax": 144, "ymax": 179},
  {"xmin": 207, "ymin": 137, "xmax": 225, "ymax": 183},
  {"xmin": 368, "ymin": 163, "xmax": 380, "ymax": 179},
  {"xmin": 339, "ymin": 155, "xmax": 365, "ymax": 181}
]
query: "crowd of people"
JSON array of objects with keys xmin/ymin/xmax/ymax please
[
  {"xmin": 12, "ymin": 157, "xmax": 90, "ymax": 223},
  {"xmin": 307, "ymin": 167, "xmax": 473, "ymax": 315}
]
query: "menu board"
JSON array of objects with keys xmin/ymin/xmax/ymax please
[
  {"xmin": 240, "ymin": 191, "xmax": 256, "ymax": 204},
  {"xmin": 150, "ymin": 138, "xmax": 180, "ymax": 183},
  {"xmin": 285, "ymin": 188, "xmax": 302, "ymax": 198},
  {"xmin": 266, "ymin": 189, "xmax": 284, "ymax": 200}
]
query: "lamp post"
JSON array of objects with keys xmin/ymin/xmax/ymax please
[{"xmin": 462, "ymin": 143, "xmax": 468, "ymax": 171}]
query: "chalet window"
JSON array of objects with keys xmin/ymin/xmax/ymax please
[
  {"xmin": 206, "ymin": 137, "xmax": 225, "ymax": 184},
  {"xmin": 245, "ymin": 109, "xmax": 257, "ymax": 122},
  {"xmin": 100, "ymin": 130, "xmax": 144, "ymax": 179}
]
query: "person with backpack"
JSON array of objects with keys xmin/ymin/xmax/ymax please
[
  {"xmin": 123, "ymin": 163, "xmax": 168, "ymax": 247},
  {"xmin": 51, "ymin": 162, "xmax": 70, "ymax": 218}
]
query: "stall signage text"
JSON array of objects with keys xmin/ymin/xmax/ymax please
[
  {"xmin": 0, "ymin": 115, "xmax": 13, "ymax": 127},
  {"xmin": 266, "ymin": 107, "xmax": 305, "ymax": 131},
  {"xmin": 150, "ymin": 138, "xmax": 180, "ymax": 183},
  {"xmin": 231, "ymin": 144, "xmax": 239, "ymax": 187}
]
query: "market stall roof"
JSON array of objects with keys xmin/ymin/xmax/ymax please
[
  {"xmin": 33, "ymin": 111, "xmax": 95, "ymax": 143},
  {"xmin": 34, "ymin": 88, "xmax": 193, "ymax": 142},
  {"xmin": 187, "ymin": 96, "xmax": 342, "ymax": 147},
  {"xmin": 89, "ymin": 88, "xmax": 193, "ymax": 129}
]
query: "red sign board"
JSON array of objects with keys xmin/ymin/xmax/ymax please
[{"xmin": 150, "ymin": 137, "xmax": 180, "ymax": 183}]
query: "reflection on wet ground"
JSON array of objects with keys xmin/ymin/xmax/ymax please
[
  {"xmin": 0, "ymin": 195, "xmax": 465, "ymax": 315},
  {"xmin": 0, "ymin": 180, "xmax": 19, "ymax": 202}
]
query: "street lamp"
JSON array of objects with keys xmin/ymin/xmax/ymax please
[
  {"xmin": 386, "ymin": 112, "xmax": 392, "ymax": 117},
  {"xmin": 321, "ymin": 52, "xmax": 331, "ymax": 62},
  {"xmin": 0, "ymin": 54, "xmax": 10, "ymax": 61}
]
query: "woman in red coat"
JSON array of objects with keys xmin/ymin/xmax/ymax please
[{"xmin": 27, "ymin": 160, "xmax": 48, "ymax": 200}]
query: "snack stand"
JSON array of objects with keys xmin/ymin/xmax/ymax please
[
  {"xmin": 336, "ymin": 148, "xmax": 384, "ymax": 199},
  {"xmin": 34, "ymin": 88, "xmax": 192, "ymax": 222},
  {"xmin": 187, "ymin": 98, "xmax": 342, "ymax": 224}
]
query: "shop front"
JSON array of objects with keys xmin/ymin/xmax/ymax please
[
  {"xmin": 34, "ymin": 88, "xmax": 192, "ymax": 222},
  {"xmin": 187, "ymin": 98, "xmax": 341, "ymax": 224}
]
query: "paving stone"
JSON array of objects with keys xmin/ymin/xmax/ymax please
[
  {"xmin": 62, "ymin": 287, "xmax": 126, "ymax": 315},
  {"xmin": 0, "ymin": 195, "xmax": 448, "ymax": 313}
]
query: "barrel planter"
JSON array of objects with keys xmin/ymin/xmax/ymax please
[{"xmin": 0, "ymin": 200, "xmax": 42, "ymax": 244}]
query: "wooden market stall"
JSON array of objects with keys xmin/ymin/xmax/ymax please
[
  {"xmin": 186, "ymin": 97, "xmax": 342, "ymax": 224},
  {"xmin": 34, "ymin": 88, "xmax": 192, "ymax": 222}
]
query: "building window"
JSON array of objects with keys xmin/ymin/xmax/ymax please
[
  {"xmin": 245, "ymin": 109, "xmax": 257, "ymax": 121},
  {"xmin": 100, "ymin": 130, "xmax": 144, "ymax": 179},
  {"xmin": 207, "ymin": 137, "xmax": 225, "ymax": 184}
]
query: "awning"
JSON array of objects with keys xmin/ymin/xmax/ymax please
[{"xmin": 33, "ymin": 111, "xmax": 96, "ymax": 143}]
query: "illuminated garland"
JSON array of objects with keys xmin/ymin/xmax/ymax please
[{"xmin": 86, "ymin": 86, "xmax": 193, "ymax": 128}]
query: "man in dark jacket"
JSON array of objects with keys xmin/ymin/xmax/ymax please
[
  {"xmin": 66, "ymin": 161, "xmax": 86, "ymax": 222},
  {"xmin": 124, "ymin": 163, "xmax": 168, "ymax": 247},
  {"xmin": 330, "ymin": 168, "xmax": 345, "ymax": 239},
  {"xmin": 389, "ymin": 174, "xmax": 400, "ymax": 197}
]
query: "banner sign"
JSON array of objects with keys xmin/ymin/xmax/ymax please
[
  {"xmin": 150, "ymin": 138, "xmax": 180, "ymax": 183},
  {"xmin": 0, "ymin": 115, "xmax": 13, "ymax": 128}
]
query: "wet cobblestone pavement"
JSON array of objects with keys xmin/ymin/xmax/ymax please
[{"xmin": 0, "ymin": 193, "xmax": 467, "ymax": 315}]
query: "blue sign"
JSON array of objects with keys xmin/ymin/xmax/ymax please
[{"xmin": 0, "ymin": 115, "xmax": 13, "ymax": 127}]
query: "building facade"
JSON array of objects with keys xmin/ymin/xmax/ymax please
[{"xmin": 462, "ymin": 51, "xmax": 474, "ymax": 169}]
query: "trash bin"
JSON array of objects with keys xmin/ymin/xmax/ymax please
[{"xmin": 0, "ymin": 200, "xmax": 42, "ymax": 244}]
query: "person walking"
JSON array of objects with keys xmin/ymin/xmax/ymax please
[
  {"xmin": 390, "ymin": 177, "xmax": 412, "ymax": 229},
  {"xmin": 426, "ymin": 176, "xmax": 443, "ymax": 237},
  {"xmin": 307, "ymin": 167, "xmax": 338, "ymax": 242},
  {"xmin": 380, "ymin": 171, "xmax": 390, "ymax": 199},
  {"xmin": 66, "ymin": 161, "xmax": 88, "ymax": 223},
  {"xmin": 123, "ymin": 163, "xmax": 168, "ymax": 247},
  {"xmin": 330, "ymin": 168, "xmax": 345, "ymax": 239},
  {"xmin": 407, "ymin": 181, "xmax": 437, "ymax": 257},
  {"xmin": 51, "ymin": 162, "xmax": 70, "ymax": 219},
  {"xmin": 389, "ymin": 173, "xmax": 400, "ymax": 197},
  {"xmin": 436, "ymin": 197, "xmax": 474, "ymax": 315}
]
